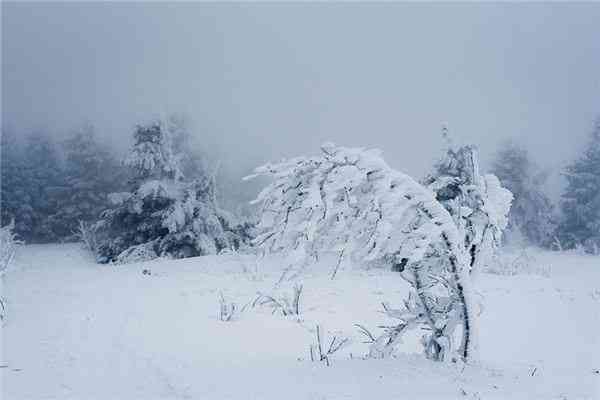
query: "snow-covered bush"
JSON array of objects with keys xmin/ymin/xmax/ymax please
[
  {"xmin": 1, "ymin": 221, "xmax": 20, "ymax": 322},
  {"xmin": 247, "ymin": 142, "xmax": 481, "ymax": 362},
  {"xmin": 218, "ymin": 292, "xmax": 242, "ymax": 322},
  {"xmin": 309, "ymin": 325, "xmax": 349, "ymax": 366},
  {"xmin": 484, "ymin": 249, "xmax": 551, "ymax": 277},
  {"xmin": 256, "ymin": 284, "xmax": 303, "ymax": 317},
  {"xmin": 76, "ymin": 220, "xmax": 99, "ymax": 255},
  {"xmin": 423, "ymin": 134, "xmax": 513, "ymax": 274},
  {"xmin": 93, "ymin": 120, "xmax": 250, "ymax": 264},
  {"xmin": 0, "ymin": 221, "xmax": 20, "ymax": 276}
]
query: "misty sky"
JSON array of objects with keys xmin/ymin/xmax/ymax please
[{"xmin": 2, "ymin": 2, "xmax": 600, "ymax": 197}]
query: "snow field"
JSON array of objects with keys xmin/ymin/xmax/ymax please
[{"xmin": 1, "ymin": 244, "xmax": 599, "ymax": 399}]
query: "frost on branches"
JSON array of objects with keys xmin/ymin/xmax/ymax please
[
  {"xmin": 0, "ymin": 221, "xmax": 20, "ymax": 276},
  {"xmin": 93, "ymin": 120, "xmax": 250, "ymax": 264},
  {"xmin": 423, "ymin": 135, "xmax": 512, "ymax": 274},
  {"xmin": 247, "ymin": 142, "xmax": 482, "ymax": 362}
]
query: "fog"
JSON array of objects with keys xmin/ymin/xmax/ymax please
[{"xmin": 3, "ymin": 2, "xmax": 600, "ymax": 197}]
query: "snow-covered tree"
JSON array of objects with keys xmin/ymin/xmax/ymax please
[
  {"xmin": 422, "ymin": 133, "xmax": 512, "ymax": 273},
  {"xmin": 491, "ymin": 140, "xmax": 555, "ymax": 247},
  {"xmin": 559, "ymin": 118, "xmax": 600, "ymax": 253},
  {"xmin": 94, "ymin": 119, "xmax": 249, "ymax": 264},
  {"xmin": 247, "ymin": 142, "xmax": 482, "ymax": 362}
]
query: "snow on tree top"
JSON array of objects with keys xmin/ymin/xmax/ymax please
[{"xmin": 247, "ymin": 142, "xmax": 466, "ymax": 269}]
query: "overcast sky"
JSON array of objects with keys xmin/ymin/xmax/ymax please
[{"xmin": 2, "ymin": 2, "xmax": 600, "ymax": 197}]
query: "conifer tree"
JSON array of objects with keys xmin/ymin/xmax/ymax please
[
  {"xmin": 94, "ymin": 119, "xmax": 246, "ymax": 264},
  {"xmin": 559, "ymin": 118, "xmax": 600, "ymax": 253},
  {"xmin": 491, "ymin": 141, "xmax": 555, "ymax": 247}
]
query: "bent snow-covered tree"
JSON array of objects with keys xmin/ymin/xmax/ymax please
[
  {"xmin": 247, "ymin": 143, "xmax": 481, "ymax": 362},
  {"xmin": 94, "ymin": 119, "xmax": 248, "ymax": 264}
]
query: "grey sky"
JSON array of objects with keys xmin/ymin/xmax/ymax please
[{"xmin": 2, "ymin": 2, "xmax": 600, "ymax": 197}]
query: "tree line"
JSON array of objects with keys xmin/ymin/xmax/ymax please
[
  {"xmin": 1, "ymin": 114, "xmax": 599, "ymax": 363},
  {"xmin": 1, "ymin": 115, "xmax": 600, "ymax": 254},
  {"xmin": 1, "ymin": 124, "xmax": 126, "ymax": 243},
  {"xmin": 490, "ymin": 117, "xmax": 600, "ymax": 253}
]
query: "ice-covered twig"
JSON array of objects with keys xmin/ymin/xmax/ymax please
[{"xmin": 354, "ymin": 324, "xmax": 376, "ymax": 344}]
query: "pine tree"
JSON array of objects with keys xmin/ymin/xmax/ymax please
[
  {"xmin": 94, "ymin": 119, "xmax": 246, "ymax": 264},
  {"xmin": 559, "ymin": 118, "xmax": 600, "ymax": 253},
  {"xmin": 491, "ymin": 141, "xmax": 555, "ymax": 247}
]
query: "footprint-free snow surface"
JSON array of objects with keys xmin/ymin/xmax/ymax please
[{"xmin": 1, "ymin": 244, "xmax": 599, "ymax": 399}]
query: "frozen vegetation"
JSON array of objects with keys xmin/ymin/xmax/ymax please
[
  {"xmin": 3, "ymin": 3, "xmax": 600, "ymax": 399},
  {"xmin": 1, "ymin": 137, "xmax": 599, "ymax": 399}
]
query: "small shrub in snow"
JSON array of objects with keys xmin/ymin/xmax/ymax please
[
  {"xmin": 248, "ymin": 143, "xmax": 485, "ymax": 362},
  {"xmin": 485, "ymin": 249, "xmax": 550, "ymax": 277},
  {"xmin": 368, "ymin": 298, "xmax": 426, "ymax": 359},
  {"xmin": 218, "ymin": 292, "xmax": 239, "ymax": 322},
  {"xmin": 0, "ymin": 221, "xmax": 21, "ymax": 322},
  {"xmin": 115, "ymin": 241, "xmax": 159, "ymax": 265},
  {"xmin": 240, "ymin": 255, "xmax": 264, "ymax": 282},
  {"xmin": 354, "ymin": 324, "xmax": 377, "ymax": 344},
  {"xmin": 218, "ymin": 292, "xmax": 254, "ymax": 322},
  {"xmin": 0, "ymin": 221, "xmax": 20, "ymax": 276},
  {"xmin": 76, "ymin": 220, "xmax": 99, "ymax": 255},
  {"xmin": 309, "ymin": 325, "xmax": 349, "ymax": 366},
  {"xmin": 256, "ymin": 283, "xmax": 303, "ymax": 317}
]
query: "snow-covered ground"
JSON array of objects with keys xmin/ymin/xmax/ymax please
[{"xmin": 1, "ymin": 244, "xmax": 599, "ymax": 399}]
